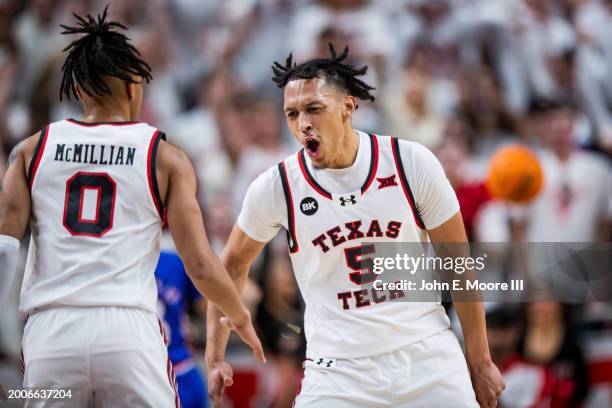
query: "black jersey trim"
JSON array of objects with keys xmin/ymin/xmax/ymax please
[
  {"xmin": 67, "ymin": 118, "xmax": 140, "ymax": 126},
  {"xmin": 391, "ymin": 137, "xmax": 426, "ymax": 230},
  {"xmin": 278, "ymin": 161, "xmax": 299, "ymax": 254},
  {"xmin": 147, "ymin": 131, "xmax": 165, "ymax": 218},
  {"xmin": 27, "ymin": 126, "xmax": 49, "ymax": 190},
  {"xmin": 360, "ymin": 134, "xmax": 379, "ymax": 194},
  {"xmin": 297, "ymin": 150, "xmax": 332, "ymax": 199},
  {"xmin": 297, "ymin": 133, "xmax": 380, "ymax": 199}
]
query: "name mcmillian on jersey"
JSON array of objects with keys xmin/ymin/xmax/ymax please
[{"xmin": 53, "ymin": 143, "xmax": 137, "ymax": 166}]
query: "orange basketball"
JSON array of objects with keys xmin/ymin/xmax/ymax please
[{"xmin": 486, "ymin": 144, "xmax": 544, "ymax": 203}]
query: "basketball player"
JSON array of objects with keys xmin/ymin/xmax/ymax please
[
  {"xmin": 206, "ymin": 45, "xmax": 505, "ymax": 407},
  {"xmin": 0, "ymin": 8, "xmax": 263, "ymax": 407},
  {"xmin": 156, "ymin": 251, "xmax": 208, "ymax": 408}
]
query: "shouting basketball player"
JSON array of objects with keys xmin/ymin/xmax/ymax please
[
  {"xmin": 206, "ymin": 45, "xmax": 505, "ymax": 407},
  {"xmin": 0, "ymin": 7, "xmax": 263, "ymax": 407}
]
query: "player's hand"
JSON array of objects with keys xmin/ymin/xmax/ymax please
[
  {"xmin": 220, "ymin": 312, "xmax": 267, "ymax": 364},
  {"xmin": 469, "ymin": 359, "xmax": 505, "ymax": 408},
  {"xmin": 207, "ymin": 360, "xmax": 233, "ymax": 408}
]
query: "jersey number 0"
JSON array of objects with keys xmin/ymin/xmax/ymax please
[{"xmin": 63, "ymin": 172, "xmax": 116, "ymax": 238}]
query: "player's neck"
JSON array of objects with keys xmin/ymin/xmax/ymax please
[
  {"xmin": 80, "ymin": 105, "xmax": 132, "ymax": 123},
  {"xmin": 327, "ymin": 128, "xmax": 360, "ymax": 169}
]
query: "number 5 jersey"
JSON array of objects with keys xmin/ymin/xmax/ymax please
[
  {"xmin": 19, "ymin": 119, "xmax": 165, "ymax": 318},
  {"xmin": 237, "ymin": 131, "xmax": 460, "ymax": 359}
]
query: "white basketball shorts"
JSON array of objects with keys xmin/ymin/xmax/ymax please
[
  {"xmin": 21, "ymin": 306, "xmax": 180, "ymax": 407},
  {"xmin": 295, "ymin": 328, "xmax": 478, "ymax": 407}
]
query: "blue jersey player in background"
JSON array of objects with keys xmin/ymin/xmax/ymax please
[{"xmin": 156, "ymin": 251, "xmax": 208, "ymax": 408}]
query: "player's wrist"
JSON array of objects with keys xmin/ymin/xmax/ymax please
[
  {"xmin": 229, "ymin": 307, "xmax": 251, "ymax": 328},
  {"xmin": 463, "ymin": 331, "xmax": 491, "ymax": 366},
  {"xmin": 205, "ymin": 355, "xmax": 224, "ymax": 369},
  {"xmin": 466, "ymin": 350, "xmax": 493, "ymax": 368}
]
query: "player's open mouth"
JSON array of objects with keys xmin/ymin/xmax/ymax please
[{"xmin": 305, "ymin": 138, "xmax": 321, "ymax": 159}]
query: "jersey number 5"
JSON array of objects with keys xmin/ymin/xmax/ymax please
[
  {"xmin": 344, "ymin": 244, "xmax": 377, "ymax": 285},
  {"xmin": 63, "ymin": 172, "xmax": 116, "ymax": 238}
]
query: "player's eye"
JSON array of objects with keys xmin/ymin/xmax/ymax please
[
  {"xmin": 286, "ymin": 111, "xmax": 297, "ymax": 119},
  {"xmin": 307, "ymin": 107, "xmax": 322, "ymax": 113}
]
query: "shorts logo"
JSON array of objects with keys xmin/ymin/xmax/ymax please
[
  {"xmin": 300, "ymin": 197, "xmax": 318, "ymax": 216},
  {"xmin": 315, "ymin": 358, "xmax": 336, "ymax": 368},
  {"xmin": 339, "ymin": 195, "xmax": 357, "ymax": 206},
  {"xmin": 377, "ymin": 175, "xmax": 398, "ymax": 189}
]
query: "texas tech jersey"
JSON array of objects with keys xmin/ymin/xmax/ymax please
[
  {"xmin": 275, "ymin": 134, "xmax": 452, "ymax": 359},
  {"xmin": 19, "ymin": 119, "xmax": 165, "ymax": 318}
]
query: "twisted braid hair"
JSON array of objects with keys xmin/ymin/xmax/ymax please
[
  {"xmin": 59, "ymin": 5, "xmax": 152, "ymax": 101},
  {"xmin": 271, "ymin": 44, "xmax": 375, "ymax": 103}
]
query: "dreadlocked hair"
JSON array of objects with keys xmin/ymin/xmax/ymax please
[
  {"xmin": 59, "ymin": 5, "xmax": 152, "ymax": 101},
  {"xmin": 271, "ymin": 44, "xmax": 375, "ymax": 103}
]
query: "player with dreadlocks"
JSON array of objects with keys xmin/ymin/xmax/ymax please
[
  {"xmin": 205, "ymin": 45, "xmax": 505, "ymax": 407},
  {"xmin": 0, "ymin": 6, "xmax": 264, "ymax": 407}
]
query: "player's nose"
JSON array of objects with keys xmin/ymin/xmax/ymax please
[{"xmin": 297, "ymin": 113, "xmax": 312, "ymax": 134}]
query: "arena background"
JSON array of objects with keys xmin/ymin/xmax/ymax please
[{"xmin": 0, "ymin": 0, "xmax": 610, "ymax": 407}]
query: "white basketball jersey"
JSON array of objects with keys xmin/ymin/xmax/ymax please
[
  {"xmin": 19, "ymin": 119, "xmax": 165, "ymax": 318},
  {"xmin": 278, "ymin": 134, "xmax": 450, "ymax": 359}
]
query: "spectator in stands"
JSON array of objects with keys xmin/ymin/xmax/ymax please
[
  {"xmin": 255, "ymin": 249, "xmax": 305, "ymax": 408},
  {"xmin": 434, "ymin": 117, "xmax": 492, "ymax": 240},
  {"xmin": 488, "ymin": 305, "xmax": 558, "ymax": 408},
  {"xmin": 519, "ymin": 296, "xmax": 589, "ymax": 407},
  {"xmin": 522, "ymin": 98, "xmax": 610, "ymax": 242}
]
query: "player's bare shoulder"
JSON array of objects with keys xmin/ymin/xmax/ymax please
[
  {"xmin": 155, "ymin": 139, "xmax": 197, "ymax": 200},
  {"xmin": 156, "ymin": 139, "xmax": 196, "ymax": 178},
  {"xmin": 6, "ymin": 132, "xmax": 41, "ymax": 176}
]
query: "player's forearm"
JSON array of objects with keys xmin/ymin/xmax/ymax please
[
  {"xmin": 186, "ymin": 257, "xmax": 250, "ymax": 325},
  {"xmin": 0, "ymin": 235, "xmax": 20, "ymax": 305},
  {"xmin": 427, "ymin": 217, "xmax": 491, "ymax": 364},
  {"xmin": 205, "ymin": 263, "xmax": 250, "ymax": 364},
  {"xmin": 454, "ymin": 301, "xmax": 492, "ymax": 366},
  {"xmin": 205, "ymin": 304, "xmax": 231, "ymax": 364}
]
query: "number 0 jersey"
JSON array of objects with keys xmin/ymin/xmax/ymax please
[
  {"xmin": 238, "ymin": 132, "xmax": 460, "ymax": 359},
  {"xmin": 19, "ymin": 119, "xmax": 165, "ymax": 318}
]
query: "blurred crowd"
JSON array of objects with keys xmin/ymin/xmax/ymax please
[{"xmin": 0, "ymin": 0, "xmax": 610, "ymax": 407}]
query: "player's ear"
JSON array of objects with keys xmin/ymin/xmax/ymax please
[
  {"xmin": 126, "ymin": 81, "xmax": 134, "ymax": 102},
  {"xmin": 75, "ymin": 84, "xmax": 83, "ymax": 101},
  {"xmin": 342, "ymin": 95, "xmax": 357, "ymax": 121}
]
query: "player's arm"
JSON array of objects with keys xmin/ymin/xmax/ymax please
[
  {"xmin": 401, "ymin": 140, "xmax": 491, "ymax": 366},
  {"xmin": 0, "ymin": 135, "xmax": 37, "ymax": 304},
  {"xmin": 426, "ymin": 214, "xmax": 488, "ymax": 362},
  {"xmin": 206, "ymin": 225, "xmax": 265, "ymax": 360},
  {"xmin": 399, "ymin": 140, "xmax": 504, "ymax": 406},
  {"xmin": 428, "ymin": 213, "xmax": 505, "ymax": 407},
  {"xmin": 205, "ymin": 168, "xmax": 281, "ymax": 407},
  {"xmin": 205, "ymin": 226, "xmax": 266, "ymax": 407},
  {"xmin": 159, "ymin": 141, "xmax": 264, "ymax": 362}
]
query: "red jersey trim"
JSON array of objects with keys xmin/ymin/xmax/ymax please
[{"xmin": 297, "ymin": 133, "xmax": 380, "ymax": 200}]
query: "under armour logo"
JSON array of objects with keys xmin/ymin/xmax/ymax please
[
  {"xmin": 377, "ymin": 175, "xmax": 398, "ymax": 189},
  {"xmin": 339, "ymin": 195, "xmax": 357, "ymax": 206},
  {"xmin": 316, "ymin": 358, "xmax": 334, "ymax": 367}
]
